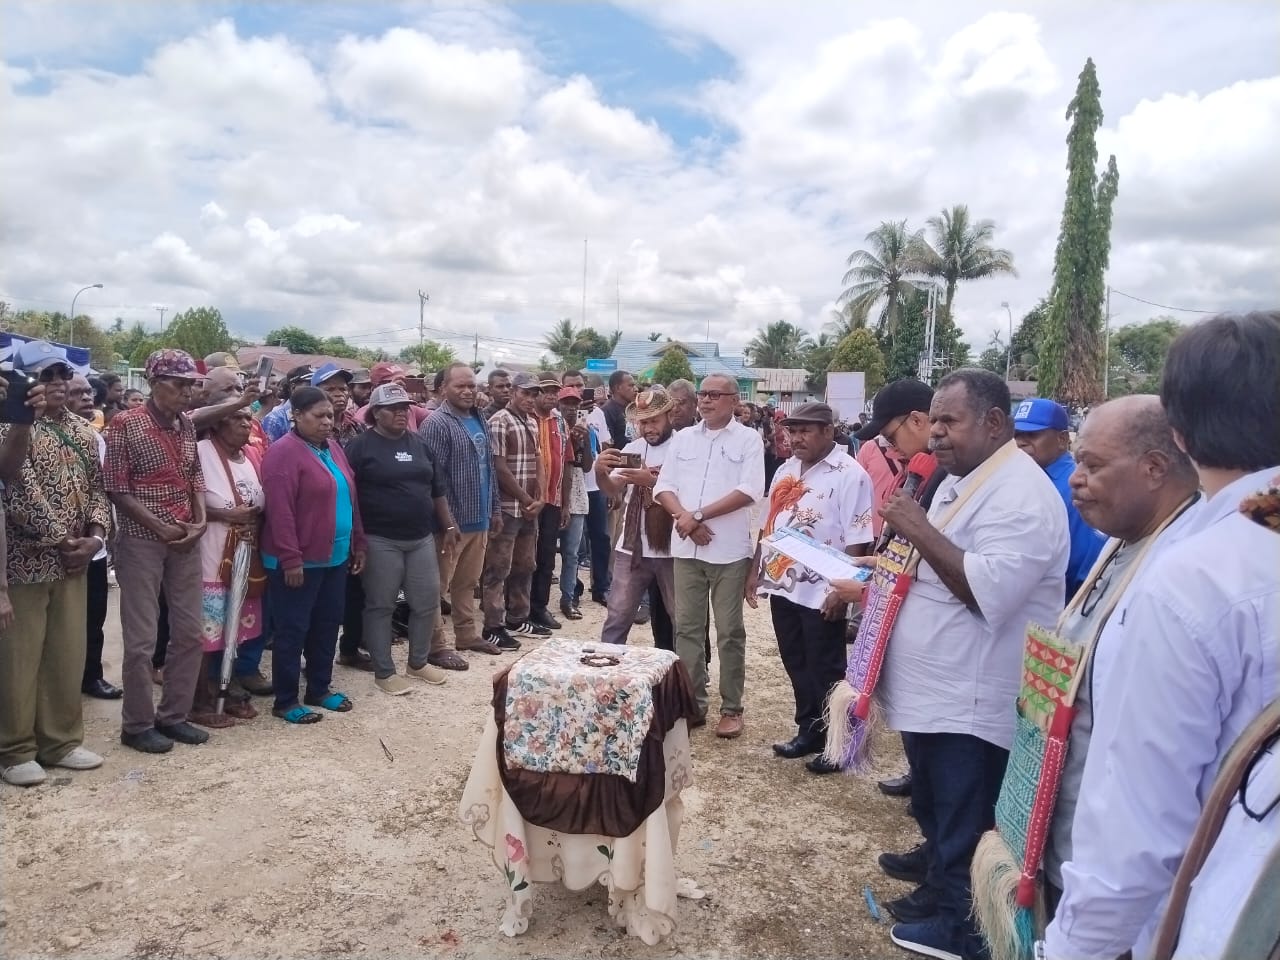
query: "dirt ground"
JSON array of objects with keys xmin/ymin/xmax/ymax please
[{"xmin": 2, "ymin": 585, "xmax": 922, "ymax": 960}]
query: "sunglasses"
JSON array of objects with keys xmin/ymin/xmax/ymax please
[{"xmin": 38, "ymin": 365, "xmax": 74, "ymax": 382}]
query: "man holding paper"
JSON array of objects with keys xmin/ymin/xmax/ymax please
[{"xmin": 746, "ymin": 402, "xmax": 875, "ymax": 774}]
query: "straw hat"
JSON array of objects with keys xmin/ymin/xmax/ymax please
[{"xmin": 626, "ymin": 385, "xmax": 674, "ymax": 422}]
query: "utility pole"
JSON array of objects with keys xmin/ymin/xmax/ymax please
[
  {"xmin": 473, "ymin": 332, "xmax": 479, "ymax": 367},
  {"xmin": 616, "ymin": 272, "xmax": 621, "ymax": 332},
  {"xmin": 1103, "ymin": 285, "xmax": 1111, "ymax": 399},
  {"xmin": 582, "ymin": 239, "xmax": 588, "ymax": 328},
  {"xmin": 417, "ymin": 289, "xmax": 429, "ymax": 349},
  {"xmin": 156, "ymin": 306, "xmax": 167, "ymax": 331}
]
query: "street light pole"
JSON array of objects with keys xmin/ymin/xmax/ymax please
[
  {"xmin": 69, "ymin": 283, "xmax": 104, "ymax": 347},
  {"xmin": 1000, "ymin": 301, "xmax": 1013, "ymax": 382}
]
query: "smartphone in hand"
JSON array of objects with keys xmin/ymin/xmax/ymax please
[{"xmin": 0, "ymin": 369, "xmax": 36, "ymax": 425}]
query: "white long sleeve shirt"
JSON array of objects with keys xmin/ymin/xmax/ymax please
[
  {"xmin": 1046, "ymin": 466, "xmax": 1280, "ymax": 960},
  {"xmin": 653, "ymin": 418, "xmax": 764, "ymax": 564}
]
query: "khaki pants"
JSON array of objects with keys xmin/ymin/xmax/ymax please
[
  {"xmin": 116, "ymin": 536, "xmax": 204, "ymax": 736},
  {"xmin": 0, "ymin": 577, "xmax": 87, "ymax": 767},
  {"xmin": 431, "ymin": 529, "xmax": 488, "ymax": 653},
  {"xmin": 673, "ymin": 557, "xmax": 750, "ymax": 717},
  {"xmin": 482, "ymin": 512, "xmax": 537, "ymax": 629}
]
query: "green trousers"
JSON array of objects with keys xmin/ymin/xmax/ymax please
[
  {"xmin": 673, "ymin": 557, "xmax": 750, "ymax": 716},
  {"xmin": 0, "ymin": 577, "xmax": 87, "ymax": 767}
]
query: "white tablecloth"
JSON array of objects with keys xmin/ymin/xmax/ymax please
[{"xmin": 458, "ymin": 714, "xmax": 694, "ymax": 944}]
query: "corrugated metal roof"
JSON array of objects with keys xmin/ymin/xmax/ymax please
[{"xmin": 607, "ymin": 337, "xmax": 764, "ymax": 380}]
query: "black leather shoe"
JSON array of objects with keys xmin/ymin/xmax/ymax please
[
  {"xmin": 878, "ymin": 842, "xmax": 929, "ymax": 884},
  {"xmin": 772, "ymin": 735, "xmax": 823, "ymax": 759},
  {"xmin": 560, "ymin": 598, "xmax": 583, "ymax": 620},
  {"xmin": 886, "ymin": 885, "xmax": 939, "ymax": 923},
  {"xmin": 879, "ymin": 772, "xmax": 913, "ymax": 797},
  {"xmin": 155, "ymin": 721, "xmax": 210, "ymax": 745},
  {"xmin": 83, "ymin": 678, "xmax": 124, "ymax": 700},
  {"xmin": 529, "ymin": 609, "xmax": 562, "ymax": 631},
  {"xmin": 121, "ymin": 728, "xmax": 173, "ymax": 754},
  {"xmin": 805, "ymin": 754, "xmax": 841, "ymax": 775}
]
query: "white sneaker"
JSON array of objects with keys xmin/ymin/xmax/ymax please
[
  {"xmin": 375, "ymin": 674, "xmax": 413, "ymax": 696},
  {"xmin": 53, "ymin": 746, "xmax": 104, "ymax": 770},
  {"xmin": 2, "ymin": 760, "xmax": 47, "ymax": 786},
  {"xmin": 406, "ymin": 663, "xmax": 446, "ymax": 685}
]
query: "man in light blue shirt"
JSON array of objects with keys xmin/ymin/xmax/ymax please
[
  {"xmin": 1046, "ymin": 310, "xmax": 1280, "ymax": 960},
  {"xmin": 1014, "ymin": 398, "xmax": 1105, "ymax": 601}
]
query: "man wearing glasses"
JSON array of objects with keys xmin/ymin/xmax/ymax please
[
  {"xmin": 0, "ymin": 342, "xmax": 112, "ymax": 785},
  {"xmin": 654, "ymin": 373, "xmax": 764, "ymax": 738},
  {"xmin": 855, "ymin": 379, "xmax": 932, "ymax": 541}
]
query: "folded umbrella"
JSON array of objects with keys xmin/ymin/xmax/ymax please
[{"xmin": 216, "ymin": 535, "xmax": 253, "ymax": 715}]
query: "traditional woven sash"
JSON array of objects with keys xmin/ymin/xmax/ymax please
[
  {"xmin": 973, "ymin": 494, "xmax": 1198, "ymax": 960},
  {"xmin": 823, "ymin": 439, "xmax": 1020, "ymax": 772}
]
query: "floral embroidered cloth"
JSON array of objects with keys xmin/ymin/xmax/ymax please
[{"xmin": 503, "ymin": 639, "xmax": 679, "ymax": 783}]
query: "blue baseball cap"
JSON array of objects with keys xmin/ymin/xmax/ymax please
[
  {"xmin": 15, "ymin": 339, "xmax": 70, "ymax": 373},
  {"xmin": 311, "ymin": 363, "xmax": 353, "ymax": 387},
  {"xmin": 1013, "ymin": 398, "xmax": 1070, "ymax": 432}
]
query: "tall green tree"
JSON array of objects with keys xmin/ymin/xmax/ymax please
[
  {"xmin": 1009, "ymin": 299, "xmax": 1051, "ymax": 379},
  {"xmin": 839, "ymin": 220, "xmax": 925, "ymax": 339},
  {"xmin": 398, "ymin": 341, "xmax": 457, "ymax": 370},
  {"xmin": 318, "ymin": 336, "xmax": 361, "ymax": 359},
  {"xmin": 827, "ymin": 328, "xmax": 886, "ymax": 394},
  {"xmin": 264, "ymin": 325, "xmax": 322, "ymax": 354},
  {"xmin": 543, "ymin": 319, "xmax": 621, "ymax": 370},
  {"xmin": 745, "ymin": 320, "xmax": 814, "ymax": 368},
  {"xmin": 7, "ymin": 310, "xmax": 117, "ymax": 370},
  {"xmin": 164, "ymin": 307, "xmax": 232, "ymax": 359},
  {"xmin": 1107, "ymin": 316, "xmax": 1182, "ymax": 394},
  {"xmin": 802, "ymin": 332, "xmax": 839, "ymax": 392},
  {"xmin": 882, "ymin": 290, "xmax": 929, "ymax": 382},
  {"xmin": 916, "ymin": 204, "xmax": 1016, "ymax": 346},
  {"xmin": 651, "ymin": 347, "xmax": 694, "ymax": 385},
  {"xmin": 1038, "ymin": 58, "xmax": 1120, "ymax": 406}
]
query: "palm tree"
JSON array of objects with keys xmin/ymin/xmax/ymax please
[
  {"xmin": 825, "ymin": 301, "xmax": 868, "ymax": 341},
  {"xmin": 745, "ymin": 320, "xmax": 815, "ymax": 368},
  {"xmin": 915, "ymin": 204, "xmax": 1017, "ymax": 329},
  {"xmin": 839, "ymin": 220, "xmax": 926, "ymax": 339},
  {"xmin": 544, "ymin": 318, "xmax": 579, "ymax": 366}
]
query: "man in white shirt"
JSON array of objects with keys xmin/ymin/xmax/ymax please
[
  {"xmin": 1045, "ymin": 310, "xmax": 1280, "ymax": 960},
  {"xmin": 875, "ymin": 369, "xmax": 1068, "ymax": 960},
  {"xmin": 655, "ymin": 374, "xmax": 765, "ymax": 738},
  {"xmin": 595, "ymin": 387, "xmax": 675, "ymax": 645},
  {"xmin": 746, "ymin": 402, "xmax": 874, "ymax": 774}
]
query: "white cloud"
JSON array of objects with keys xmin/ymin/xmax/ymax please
[
  {"xmin": 535, "ymin": 76, "xmax": 671, "ymax": 160},
  {"xmin": 330, "ymin": 27, "xmax": 531, "ymax": 135},
  {"xmin": 0, "ymin": 2, "xmax": 1275, "ymax": 358}
]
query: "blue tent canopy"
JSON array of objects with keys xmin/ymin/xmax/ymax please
[{"xmin": 0, "ymin": 332, "xmax": 94, "ymax": 374}]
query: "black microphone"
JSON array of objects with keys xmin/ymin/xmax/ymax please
[{"xmin": 876, "ymin": 470, "xmax": 922, "ymax": 552}]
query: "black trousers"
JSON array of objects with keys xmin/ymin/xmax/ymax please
[
  {"xmin": 906, "ymin": 732, "xmax": 1009, "ymax": 959},
  {"xmin": 530, "ymin": 504, "xmax": 562, "ymax": 614},
  {"xmin": 339, "ymin": 573, "xmax": 365, "ymax": 656},
  {"xmin": 83, "ymin": 557, "xmax": 110, "ymax": 685},
  {"xmin": 650, "ymin": 581, "xmax": 711, "ymax": 661},
  {"xmin": 769, "ymin": 594, "xmax": 846, "ymax": 738}
]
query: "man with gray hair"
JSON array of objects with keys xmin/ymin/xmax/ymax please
[{"xmin": 655, "ymin": 373, "xmax": 763, "ymax": 738}]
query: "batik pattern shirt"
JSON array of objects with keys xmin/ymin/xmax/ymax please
[
  {"xmin": 0, "ymin": 409, "xmax": 113, "ymax": 583},
  {"xmin": 103, "ymin": 403, "xmax": 205, "ymax": 541},
  {"xmin": 758, "ymin": 444, "xmax": 875, "ymax": 610}
]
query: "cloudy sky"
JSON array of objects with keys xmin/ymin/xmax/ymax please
[{"xmin": 2, "ymin": 1, "xmax": 1277, "ymax": 365}]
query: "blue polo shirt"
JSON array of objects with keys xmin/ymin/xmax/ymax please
[{"xmin": 1045, "ymin": 451, "xmax": 1106, "ymax": 602}]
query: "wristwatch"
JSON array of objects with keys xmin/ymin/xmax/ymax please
[{"xmin": 692, "ymin": 510, "xmax": 705, "ymax": 522}]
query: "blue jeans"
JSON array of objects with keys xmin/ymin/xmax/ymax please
[
  {"xmin": 267, "ymin": 564, "xmax": 347, "ymax": 711},
  {"xmin": 234, "ymin": 632, "xmax": 267, "ymax": 677},
  {"xmin": 584, "ymin": 491, "xmax": 612, "ymax": 599},
  {"xmin": 905, "ymin": 732, "xmax": 1009, "ymax": 959},
  {"xmin": 559, "ymin": 513, "xmax": 586, "ymax": 605}
]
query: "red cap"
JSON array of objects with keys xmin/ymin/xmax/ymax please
[
  {"xmin": 558, "ymin": 385, "xmax": 582, "ymax": 400},
  {"xmin": 370, "ymin": 362, "xmax": 407, "ymax": 386}
]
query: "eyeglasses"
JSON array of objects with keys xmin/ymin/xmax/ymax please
[
  {"xmin": 883, "ymin": 414, "xmax": 910, "ymax": 448},
  {"xmin": 38, "ymin": 366, "xmax": 74, "ymax": 382},
  {"xmin": 696, "ymin": 390, "xmax": 735, "ymax": 400}
]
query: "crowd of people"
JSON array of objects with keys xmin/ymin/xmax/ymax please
[{"xmin": 0, "ymin": 308, "xmax": 1276, "ymax": 960}]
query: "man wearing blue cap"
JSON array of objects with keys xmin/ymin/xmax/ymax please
[{"xmin": 1014, "ymin": 398, "xmax": 1105, "ymax": 601}]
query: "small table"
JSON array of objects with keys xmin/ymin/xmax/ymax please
[{"xmin": 458, "ymin": 639, "xmax": 702, "ymax": 944}]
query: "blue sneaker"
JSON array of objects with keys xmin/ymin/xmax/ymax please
[{"xmin": 889, "ymin": 919, "xmax": 961, "ymax": 960}]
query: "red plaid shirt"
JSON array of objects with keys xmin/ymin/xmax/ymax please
[{"xmin": 104, "ymin": 403, "xmax": 205, "ymax": 540}]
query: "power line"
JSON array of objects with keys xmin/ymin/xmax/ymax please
[{"xmin": 1108, "ymin": 287, "xmax": 1219, "ymax": 315}]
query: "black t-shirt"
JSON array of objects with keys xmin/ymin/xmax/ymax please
[{"xmin": 344, "ymin": 429, "xmax": 446, "ymax": 540}]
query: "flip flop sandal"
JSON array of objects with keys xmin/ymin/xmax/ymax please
[
  {"xmin": 273, "ymin": 705, "xmax": 322, "ymax": 724},
  {"xmin": 305, "ymin": 692, "xmax": 353, "ymax": 713},
  {"xmin": 429, "ymin": 651, "xmax": 470, "ymax": 671}
]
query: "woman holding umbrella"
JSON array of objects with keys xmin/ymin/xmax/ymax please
[{"xmin": 190, "ymin": 409, "xmax": 264, "ymax": 725}]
